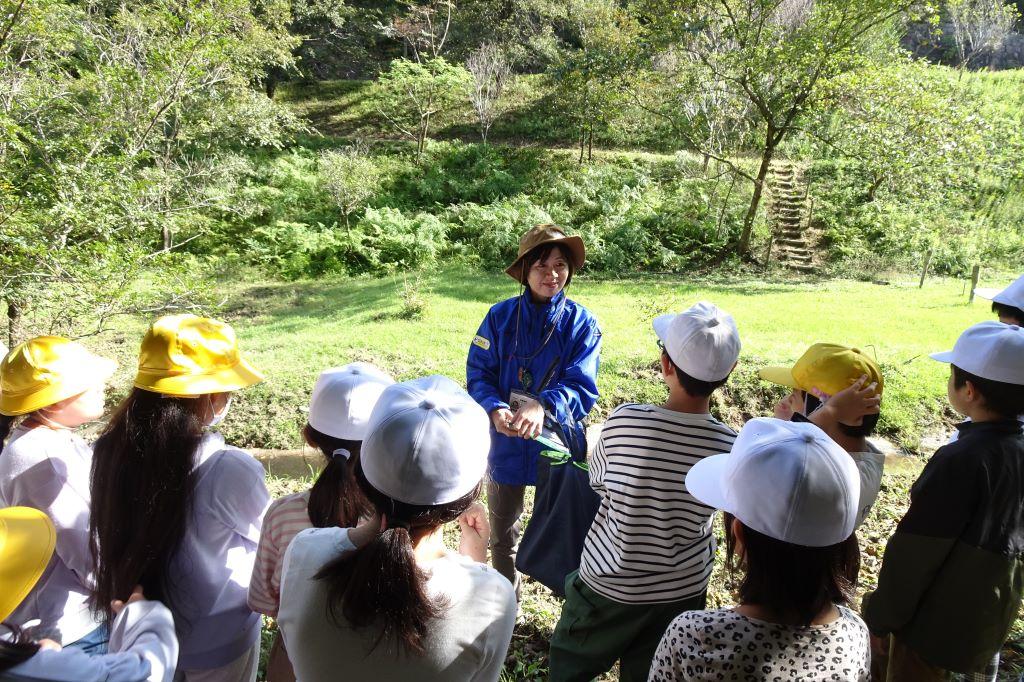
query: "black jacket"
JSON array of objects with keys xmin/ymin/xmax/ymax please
[{"xmin": 863, "ymin": 418, "xmax": 1024, "ymax": 673}]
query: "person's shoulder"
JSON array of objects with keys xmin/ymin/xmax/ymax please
[
  {"xmin": 285, "ymin": 527, "xmax": 353, "ymax": 573},
  {"xmin": 664, "ymin": 608, "xmax": 735, "ymax": 639},
  {"xmin": 487, "ymin": 296, "xmax": 520, "ymax": 316},
  {"xmin": 437, "ymin": 554, "xmax": 516, "ymax": 604},
  {"xmin": 208, "ymin": 444, "xmax": 266, "ymax": 481},
  {"xmin": 564, "ymin": 297, "xmax": 599, "ymax": 326},
  {"xmin": 265, "ymin": 490, "xmax": 311, "ymax": 522}
]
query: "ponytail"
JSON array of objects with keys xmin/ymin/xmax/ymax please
[
  {"xmin": 303, "ymin": 425, "xmax": 367, "ymax": 529},
  {"xmin": 90, "ymin": 389, "xmax": 206, "ymax": 623},
  {"xmin": 315, "ymin": 465, "xmax": 479, "ymax": 654},
  {"xmin": 0, "ymin": 630, "xmax": 39, "ymax": 673}
]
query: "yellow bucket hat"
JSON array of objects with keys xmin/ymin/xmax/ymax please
[
  {"xmin": 134, "ymin": 314, "xmax": 264, "ymax": 396},
  {"xmin": 0, "ymin": 337, "xmax": 117, "ymax": 416},
  {"xmin": 759, "ymin": 343, "xmax": 884, "ymax": 398},
  {"xmin": 0, "ymin": 507, "xmax": 56, "ymax": 622}
]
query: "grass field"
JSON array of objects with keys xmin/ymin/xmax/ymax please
[
  {"xmin": 92, "ymin": 266, "xmax": 1022, "ymax": 679},
  {"xmin": 97, "ymin": 265, "xmax": 1015, "ymax": 453}
]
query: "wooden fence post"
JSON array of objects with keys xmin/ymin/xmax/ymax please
[
  {"xmin": 968, "ymin": 265, "xmax": 981, "ymax": 302},
  {"xmin": 918, "ymin": 249, "xmax": 933, "ymax": 288}
]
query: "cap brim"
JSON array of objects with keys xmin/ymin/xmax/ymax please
[
  {"xmin": 0, "ymin": 507, "xmax": 56, "ymax": 622},
  {"xmin": 972, "ymin": 288, "xmax": 1000, "ymax": 301},
  {"xmin": 929, "ymin": 351, "xmax": 955, "ymax": 364},
  {"xmin": 505, "ymin": 235, "xmax": 586, "ymax": 282},
  {"xmin": 135, "ymin": 356, "xmax": 265, "ymax": 397},
  {"xmin": 758, "ymin": 366, "xmax": 799, "ymax": 389},
  {"xmin": 0, "ymin": 356, "xmax": 118, "ymax": 416},
  {"xmin": 684, "ymin": 453, "xmax": 732, "ymax": 512},
  {"xmin": 652, "ymin": 314, "xmax": 674, "ymax": 342}
]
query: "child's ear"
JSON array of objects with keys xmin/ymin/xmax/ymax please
[{"xmin": 660, "ymin": 353, "xmax": 674, "ymax": 378}]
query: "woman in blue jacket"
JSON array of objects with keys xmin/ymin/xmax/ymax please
[{"xmin": 467, "ymin": 224, "xmax": 602, "ymax": 595}]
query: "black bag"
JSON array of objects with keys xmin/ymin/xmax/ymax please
[{"xmin": 515, "ymin": 411, "xmax": 600, "ymax": 597}]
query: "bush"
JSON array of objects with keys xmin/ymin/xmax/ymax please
[{"xmin": 354, "ymin": 207, "xmax": 447, "ymax": 272}]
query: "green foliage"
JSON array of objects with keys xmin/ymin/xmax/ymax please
[
  {"xmin": 318, "ymin": 147, "xmax": 382, "ymax": 227},
  {"xmin": 373, "ymin": 57, "xmax": 472, "ymax": 154}
]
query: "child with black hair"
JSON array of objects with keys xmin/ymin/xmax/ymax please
[
  {"xmin": 248, "ymin": 363, "xmax": 393, "ymax": 682},
  {"xmin": 864, "ymin": 321, "xmax": 1024, "ymax": 681},
  {"xmin": 548, "ymin": 302, "xmax": 740, "ymax": 682},
  {"xmin": 649, "ymin": 417, "xmax": 870, "ymax": 681},
  {"xmin": 974, "ymin": 274, "xmax": 1024, "ymax": 326}
]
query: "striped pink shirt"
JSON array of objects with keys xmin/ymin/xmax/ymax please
[{"xmin": 248, "ymin": 490, "xmax": 314, "ymax": 617}]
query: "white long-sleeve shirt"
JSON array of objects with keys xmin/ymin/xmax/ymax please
[
  {"xmin": 2, "ymin": 599, "xmax": 179, "ymax": 682},
  {"xmin": 0, "ymin": 425, "xmax": 101, "ymax": 644},
  {"xmin": 167, "ymin": 432, "xmax": 269, "ymax": 670}
]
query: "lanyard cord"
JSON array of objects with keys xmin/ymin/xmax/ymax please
[{"xmin": 510, "ymin": 286, "xmax": 567, "ymax": 362}]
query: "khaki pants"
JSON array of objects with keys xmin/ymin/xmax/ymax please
[
  {"xmin": 873, "ymin": 636, "xmax": 1000, "ymax": 682},
  {"xmin": 486, "ymin": 480, "xmax": 525, "ymax": 598},
  {"xmin": 265, "ymin": 631, "xmax": 296, "ymax": 682},
  {"xmin": 173, "ymin": 641, "xmax": 259, "ymax": 682}
]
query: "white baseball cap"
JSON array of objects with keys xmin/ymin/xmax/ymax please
[
  {"xmin": 974, "ymin": 274, "xmax": 1024, "ymax": 310},
  {"xmin": 362, "ymin": 375, "xmax": 490, "ymax": 506},
  {"xmin": 653, "ymin": 302, "xmax": 741, "ymax": 382},
  {"xmin": 685, "ymin": 418, "xmax": 860, "ymax": 547},
  {"xmin": 929, "ymin": 321, "xmax": 1024, "ymax": 385},
  {"xmin": 308, "ymin": 363, "xmax": 395, "ymax": 440}
]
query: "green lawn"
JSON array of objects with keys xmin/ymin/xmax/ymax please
[{"xmin": 100, "ymin": 266, "xmax": 1010, "ymax": 453}]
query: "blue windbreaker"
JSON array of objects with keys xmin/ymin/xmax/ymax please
[{"xmin": 466, "ymin": 290, "xmax": 601, "ymax": 485}]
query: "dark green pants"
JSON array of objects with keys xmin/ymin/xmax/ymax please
[{"xmin": 548, "ymin": 571, "xmax": 707, "ymax": 682}]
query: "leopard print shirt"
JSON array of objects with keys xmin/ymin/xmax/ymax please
[{"xmin": 649, "ymin": 606, "xmax": 871, "ymax": 681}]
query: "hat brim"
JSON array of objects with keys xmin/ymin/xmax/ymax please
[
  {"xmin": 972, "ymin": 288, "xmax": 1001, "ymax": 302},
  {"xmin": 0, "ymin": 356, "xmax": 117, "ymax": 417},
  {"xmin": 758, "ymin": 366, "xmax": 799, "ymax": 390},
  {"xmin": 684, "ymin": 452, "xmax": 732, "ymax": 512},
  {"xmin": 135, "ymin": 356, "xmax": 265, "ymax": 397},
  {"xmin": 505, "ymin": 235, "xmax": 586, "ymax": 282},
  {"xmin": 0, "ymin": 507, "xmax": 56, "ymax": 622},
  {"xmin": 929, "ymin": 351, "xmax": 955, "ymax": 364},
  {"xmin": 652, "ymin": 314, "xmax": 674, "ymax": 344}
]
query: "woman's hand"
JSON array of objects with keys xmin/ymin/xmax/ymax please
[
  {"xmin": 509, "ymin": 398, "xmax": 545, "ymax": 440},
  {"xmin": 491, "ymin": 408, "xmax": 519, "ymax": 437},
  {"xmin": 458, "ymin": 501, "xmax": 490, "ymax": 563},
  {"xmin": 111, "ymin": 584, "xmax": 146, "ymax": 615}
]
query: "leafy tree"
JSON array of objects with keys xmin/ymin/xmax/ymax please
[
  {"xmin": 808, "ymin": 61, "xmax": 985, "ymax": 202},
  {"xmin": 947, "ymin": 0, "xmax": 1019, "ymax": 69},
  {"xmin": 319, "ymin": 146, "xmax": 382, "ymax": 231},
  {"xmin": 374, "ymin": 56, "xmax": 471, "ymax": 156},
  {"xmin": 549, "ymin": 0, "xmax": 638, "ymax": 163},
  {"xmin": 637, "ymin": 0, "xmax": 926, "ymax": 256},
  {"xmin": 466, "ymin": 43, "xmax": 511, "ymax": 143},
  {"xmin": 0, "ymin": 0, "xmax": 298, "ymax": 342}
]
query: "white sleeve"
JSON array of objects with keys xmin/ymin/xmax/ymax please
[
  {"xmin": 850, "ymin": 450, "xmax": 885, "ymax": 528},
  {"xmin": 107, "ymin": 600, "xmax": 179, "ymax": 682}
]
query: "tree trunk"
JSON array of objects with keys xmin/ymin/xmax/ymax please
[
  {"xmin": 866, "ymin": 175, "xmax": 884, "ymax": 202},
  {"xmin": 162, "ymin": 223, "xmax": 172, "ymax": 250},
  {"xmin": 738, "ymin": 141, "xmax": 776, "ymax": 256},
  {"xmin": 6, "ymin": 298, "xmax": 21, "ymax": 349},
  {"xmin": 579, "ymin": 127, "xmax": 585, "ymax": 165},
  {"xmin": 587, "ymin": 123, "xmax": 593, "ymax": 161}
]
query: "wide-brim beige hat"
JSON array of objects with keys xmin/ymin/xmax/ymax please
[{"xmin": 505, "ymin": 224, "xmax": 585, "ymax": 283}]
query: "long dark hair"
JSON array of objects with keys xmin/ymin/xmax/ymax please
[
  {"xmin": 0, "ymin": 632, "xmax": 39, "ymax": 672},
  {"xmin": 303, "ymin": 424, "xmax": 368, "ymax": 528},
  {"xmin": 0, "ymin": 414, "xmax": 17, "ymax": 445},
  {"xmin": 724, "ymin": 512, "xmax": 858, "ymax": 626},
  {"xmin": 315, "ymin": 463, "xmax": 479, "ymax": 655},
  {"xmin": 90, "ymin": 388, "xmax": 206, "ymax": 623}
]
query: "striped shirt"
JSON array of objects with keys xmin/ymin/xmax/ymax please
[
  {"xmin": 248, "ymin": 490, "xmax": 313, "ymax": 617},
  {"xmin": 579, "ymin": 404, "xmax": 737, "ymax": 604}
]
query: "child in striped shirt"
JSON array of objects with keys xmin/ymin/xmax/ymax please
[
  {"xmin": 248, "ymin": 363, "xmax": 393, "ymax": 682},
  {"xmin": 549, "ymin": 302, "xmax": 742, "ymax": 682}
]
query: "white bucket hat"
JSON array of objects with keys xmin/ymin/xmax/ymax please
[
  {"xmin": 308, "ymin": 363, "xmax": 395, "ymax": 441},
  {"xmin": 929, "ymin": 321, "xmax": 1024, "ymax": 385},
  {"xmin": 361, "ymin": 375, "xmax": 489, "ymax": 506},
  {"xmin": 685, "ymin": 417, "xmax": 860, "ymax": 547},
  {"xmin": 974, "ymin": 274, "xmax": 1024, "ymax": 310},
  {"xmin": 653, "ymin": 301, "xmax": 741, "ymax": 382}
]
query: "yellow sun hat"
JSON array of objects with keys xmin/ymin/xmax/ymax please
[
  {"xmin": 0, "ymin": 337, "xmax": 117, "ymax": 416},
  {"xmin": 759, "ymin": 343, "xmax": 884, "ymax": 398},
  {"xmin": 134, "ymin": 314, "xmax": 264, "ymax": 397},
  {"xmin": 0, "ymin": 507, "xmax": 56, "ymax": 622}
]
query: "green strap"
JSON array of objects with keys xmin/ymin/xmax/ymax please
[{"xmin": 536, "ymin": 439, "xmax": 589, "ymax": 473}]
